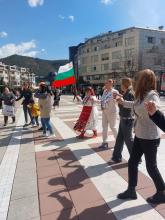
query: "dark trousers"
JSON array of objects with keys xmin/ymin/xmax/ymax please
[
  {"xmin": 4, "ymin": 116, "xmax": 15, "ymax": 124},
  {"xmin": 128, "ymin": 136, "xmax": 165, "ymax": 191},
  {"xmin": 112, "ymin": 118, "xmax": 134, "ymax": 159},
  {"xmin": 23, "ymin": 104, "xmax": 33, "ymax": 124}
]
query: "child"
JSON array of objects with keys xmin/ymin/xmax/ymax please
[{"xmin": 27, "ymin": 99, "xmax": 40, "ymax": 127}]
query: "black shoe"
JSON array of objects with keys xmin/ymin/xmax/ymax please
[
  {"xmin": 111, "ymin": 157, "xmax": 122, "ymax": 163},
  {"xmin": 147, "ymin": 192, "xmax": 165, "ymax": 204},
  {"xmin": 117, "ymin": 188, "xmax": 137, "ymax": 200},
  {"xmin": 4, "ymin": 123, "xmax": 7, "ymax": 126},
  {"xmin": 38, "ymin": 127, "xmax": 43, "ymax": 131},
  {"xmin": 23, "ymin": 123, "xmax": 28, "ymax": 127},
  {"xmin": 98, "ymin": 143, "xmax": 108, "ymax": 149}
]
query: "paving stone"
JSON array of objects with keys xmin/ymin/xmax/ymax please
[
  {"xmin": 38, "ymin": 176, "xmax": 66, "ymax": 194},
  {"xmin": 41, "ymin": 208, "xmax": 78, "ymax": 220},
  {"xmin": 7, "ymin": 195, "xmax": 40, "ymax": 220},
  {"xmin": 11, "ymin": 180, "xmax": 38, "ymax": 201},
  {"xmin": 16, "ymin": 158, "xmax": 36, "ymax": 171},
  {"xmin": 77, "ymin": 199, "xmax": 115, "ymax": 220},
  {"xmin": 15, "ymin": 168, "xmax": 37, "ymax": 183},
  {"xmin": 37, "ymin": 165, "xmax": 61, "ymax": 179},
  {"xmin": 69, "ymin": 182, "xmax": 103, "ymax": 208},
  {"xmin": 39, "ymin": 190, "xmax": 73, "ymax": 216},
  {"xmin": 36, "ymin": 157, "xmax": 58, "ymax": 168},
  {"xmin": 18, "ymin": 152, "xmax": 35, "ymax": 162}
]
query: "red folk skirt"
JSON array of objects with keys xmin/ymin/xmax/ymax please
[{"xmin": 74, "ymin": 106, "xmax": 92, "ymax": 132}]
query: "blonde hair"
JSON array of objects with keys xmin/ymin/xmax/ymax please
[
  {"xmin": 121, "ymin": 78, "xmax": 132, "ymax": 89},
  {"xmin": 135, "ymin": 69, "xmax": 157, "ymax": 101}
]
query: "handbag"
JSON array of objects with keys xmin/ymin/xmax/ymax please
[{"xmin": 3, "ymin": 104, "xmax": 15, "ymax": 117}]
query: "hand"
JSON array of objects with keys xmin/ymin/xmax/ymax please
[
  {"xmin": 116, "ymin": 96, "xmax": 124, "ymax": 104},
  {"xmin": 144, "ymin": 101, "xmax": 157, "ymax": 116}
]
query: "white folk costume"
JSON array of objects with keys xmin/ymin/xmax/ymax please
[
  {"xmin": 101, "ymin": 88, "xmax": 119, "ymax": 143},
  {"xmin": 74, "ymin": 95, "xmax": 99, "ymax": 132}
]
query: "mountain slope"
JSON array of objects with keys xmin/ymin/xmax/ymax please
[{"xmin": 0, "ymin": 54, "xmax": 69, "ymax": 76}]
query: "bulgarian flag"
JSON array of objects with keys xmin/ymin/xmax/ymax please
[{"xmin": 52, "ymin": 62, "xmax": 76, "ymax": 88}]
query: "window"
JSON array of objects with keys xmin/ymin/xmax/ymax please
[
  {"xmin": 87, "ymin": 48, "xmax": 90, "ymax": 53},
  {"xmin": 112, "ymin": 62, "xmax": 121, "ymax": 70},
  {"xmin": 125, "ymin": 37, "xmax": 135, "ymax": 46},
  {"xmin": 94, "ymin": 46, "xmax": 99, "ymax": 51},
  {"xmin": 101, "ymin": 53, "xmax": 109, "ymax": 61},
  {"xmin": 81, "ymin": 57, "xmax": 88, "ymax": 65},
  {"xmin": 101, "ymin": 63, "xmax": 109, "ymax": 71},
  {"xmin": 147, "ymin": 37, "xmax": 155, "ymax": 44},
  {"xmin": 91, "ymin": 55, "xmax": 99, "ymax": 63},
  {"xmin": 112, "ymin": 51, "xmax": 122, "ymax": 59},
  {"xmin": 93, "ymin": 75, "xmax": 100, "ymax": 80},
  {"xmin": 80, "ymin": 66, "xmax": 87, "ymax": 73},
  {"xmin": 160, "ymin": 38, "xmax": 165, "ymax": 45},
  {"xmin": 125, "ymin": 48, "xmax": 135, "ymax": 59},
  {"xmin": 91, "ymin": 66, "xmax": 97, "ymax": 71}
]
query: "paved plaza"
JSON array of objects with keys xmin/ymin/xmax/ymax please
[{"xmin": 0, "ymin": 95, "xmax": 165, "ymax": 220}]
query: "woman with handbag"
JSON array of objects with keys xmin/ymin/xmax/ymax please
[{"xmin": 1, "ymin": 87, "xmax": 16, "ymax": 126}]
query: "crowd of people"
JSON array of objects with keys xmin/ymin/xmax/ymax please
[{"xmin": 0, "ymin": 68, "xmax": 165, "ymax": 204}]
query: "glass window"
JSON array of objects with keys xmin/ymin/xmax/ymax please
[
  {"xmin": 112, "ymin": 51, "xmax": 122, "ymax": 59},
  {"xmin": 125, "ymin": 37, "xmax": 135, "ymax": 46},
  {"xmin": 101, "ymin": 63, "xmax": 109, "ymax": 71},
  {"xmin": 101, "ymin": 53, "xmax": 109, "ymax": 61},
  {"xmin": 125, "ymin": 48, "xmax": 135, "ymax": 59},
  {"xmin": 147, "ymin": 37, "xmax": 155, "ymax": 44},
  {"xmin": 112, "ymin": 62, "xmax": 121, "ymax": 70}
]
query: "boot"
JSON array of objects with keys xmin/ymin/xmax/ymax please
[
  {"xmin": 92, "ymin": 130, "xmax": 97, "ymax": 138},
  {"xmin": 12, "ymin": 116, "xmax": 15, "ymax": 123},
  {"xmin": 98, "ymin": 143, "xmax": 108, "ymax": 149},
  {"xmin": 4, "ymin": 116, "xmax": 8, "ymax": 126},
  {"xmin": 147, "ymin": 191, "xmax": 165, "ymax": 204},
  {"xmin": 117, "ymin": 187, "xmax": 137, "ymax": 200}
]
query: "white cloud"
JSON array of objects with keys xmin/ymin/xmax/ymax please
[
  {"xmin": 27, "ymin": 0, "xmax": 44, "ymax": 7},
  {"xmin": 41, "ymin": 48, "xmax": 46, "ymax": 52},
  {"xmin": 58, "ymin": 14, "xmax": 65, "ymax": 20},
  {"xmin": 0, "ymin": 40, "xmax": 39, "ymax": 58},
  {"xmin": 0, "ymin": 31, "xmax": 8, "ymax": 38},
  {"xmin": 101, "ymin": 0, "xmax": 113, "ymax": 5},
  {"xmin": 68, "ymin": 15, "xmax": 74, "ymax": 22}
]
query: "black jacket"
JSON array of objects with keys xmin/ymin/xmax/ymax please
[
  {"xmin": 119, "ymin": 88, "xmax": 135, "ymax": 118},
  {"xmin": 150, "ymin": 110, "xmax": 165, "ymax": 132},
  {"xmin": 16, "ymin": 89, "xmax": 32, "ymax": 105}
]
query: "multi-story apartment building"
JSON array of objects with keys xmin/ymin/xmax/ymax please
[
  {"xmin": 0, "ymin": 62, "xmax": 35, "ymax": 88},
  {"xmin": 71, "ymin": 26, "xmax": 165, "ymax": 86}
]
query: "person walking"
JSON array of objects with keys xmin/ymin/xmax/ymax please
[
  {"xmin": 74, "ymin": 87, "xmax": 99, "ymax": 138},
  {"xmin": 1, "ymin": 87, "xmax": 16, "ymax": 126},
  {"xmin": 53, "ymin": 88, "xmax": 61, "ymax": 109},
  {"xmin": 111, "ymin": 78, "xmax": 135, "ymax": 163},
  {"xmin": 98, "ymin": 79, "xmax": 119, "ymax": 149},
  {"xmin": 16, "ymin": 82, "xmax": 34, "ymax": 127},
  {"xmin": 116, "ymin": 69, "xmax": 165, "ymax": 204},
  {"xmin": 34, "ymin": 82, "xmax": 55, "ymax": 138}
]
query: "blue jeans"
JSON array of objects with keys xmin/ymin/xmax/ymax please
[{"xmin": 41, "ymin": 117, "xmax": 53, "ymax": 134}]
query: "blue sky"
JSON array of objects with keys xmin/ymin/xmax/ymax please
[{"xmin": 0, "ymin": 0, "xmax": 165, "ymax": 60}]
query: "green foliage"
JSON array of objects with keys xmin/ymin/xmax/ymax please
[{"xmin": 0, "ymin": 54, "xmax": 68, "ymax": 76}]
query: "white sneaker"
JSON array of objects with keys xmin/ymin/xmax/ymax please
[
  {"xmin": 47, "ymin": 134, "xmax": 56, "ymax": 138},
  {"xmin": 42, "ymin": 133, "xmax": 48, "ymax": 137}
]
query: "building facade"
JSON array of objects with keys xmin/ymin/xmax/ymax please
[
  {"xmin": 0, "ymin": 62, "xmax": 36, "ymax": 88},
  {"xmin": 71, "ymin": 27, "xmax": 165, "ymax": 86}
]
